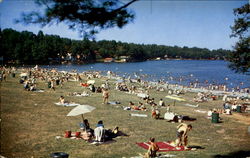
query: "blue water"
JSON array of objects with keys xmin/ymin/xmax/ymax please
[{"xmin": 44, "ymin": 60, "xmax": 250, "ymax": 89}]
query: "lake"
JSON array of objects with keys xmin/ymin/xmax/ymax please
[{"xmin": 43, "ymin": 60, "xmax": 250, "ymax": 89}]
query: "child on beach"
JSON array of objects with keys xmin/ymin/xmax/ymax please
[{"xmin": 145, "ymin": 137, "xmax": 159, "ymax": 158}]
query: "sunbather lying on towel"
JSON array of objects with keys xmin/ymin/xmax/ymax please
[
  {"xmin": 72, "ymin": 91, "xmax": 90, "ymax": 96},
  {"xmin": 131, "ymin": 102, "xmax": 147, "ymax": 111},
  {"xmin": 105, "ymin": 126, "xmax": 126, "ymax": 140}
]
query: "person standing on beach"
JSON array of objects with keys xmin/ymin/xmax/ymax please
[
  {"xmin": 50, "ymin": 79, "xmax": 55, "ymax": 91},
  {"xmin": 60, "ymin": 77, "xmax": 64, "ymax": 88},
  {"xmin": 159, "ymin": 98, "xmax": 165, "ymax": 106},
  {"xmin": 2, "ymin": 72, "xmax": 7, "ymax": 81},
  {"xmin": 175, "ymin": 123, "xmax": 192, "ymax": 150},
  {"xmin": 102, "ymin": 88, "xmax": 109, "ymax": 104}
]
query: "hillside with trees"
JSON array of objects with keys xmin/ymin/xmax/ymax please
[{"xmin": 0, "ymin": 28, "xmax": 231, "ymax": 64}]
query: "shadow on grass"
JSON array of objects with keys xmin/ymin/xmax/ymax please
[
  {"xmin": 89, "ymin": 139, "xmax": 117, "ymax": 146},
  {"xmin": 158, "ymin": 115, "xmax": 197, "ymax": 122},
  {"xmin": 188, "ymin": 145, "xmax": 205, "ymax": 149},
  {"xmin": 213, "ymin": 150, "xmax": 250, "ymax": 158},
  {"xmin": 182, "ymin": 116, "xmax": 197, "ymax": 121}
]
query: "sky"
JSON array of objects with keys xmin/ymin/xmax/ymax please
[{"xmin": 0, "ymin": 0, "xmax": 248, "ymax": 50}]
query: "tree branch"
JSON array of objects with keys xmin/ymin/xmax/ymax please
[{"xmin": 113, "ymin": 0, "xmax": 138, "ymax": 12}]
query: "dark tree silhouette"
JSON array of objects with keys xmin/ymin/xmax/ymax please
[
  {"xmin": 16, "ymin": 0, "xmax": 138, "ymax": 38},
  {"xmin": 1, "ymin": 28, "xmax": 231, "ymax": 64},
  {"xmin": 229, "ymin": 4, "xmax": 250, "ymax": 74}
]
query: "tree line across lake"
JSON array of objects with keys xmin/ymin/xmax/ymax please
[{"xmin": 0, "ymin": 28, "xmax": 231, "ymax": 64}]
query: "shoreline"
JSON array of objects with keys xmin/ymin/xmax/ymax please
[
  {"xmin": 4, "ymin": 60, "xmax": 249, "ymax": 90},
  {"xmin": 2, "ymin": 65, "xmax": 250, "ymax": 99},
  {"xmin": 110, "ymin": 75, "xmax": 250, "ymax": 99}
]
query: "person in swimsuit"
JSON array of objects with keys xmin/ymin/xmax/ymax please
[
  {"xmin": 145, "ymin": 137, "xmax": 159, "ymax": 158},
  {"xmin": 175, "ymin": 123, "xmax": 192, "ymax": 149}
]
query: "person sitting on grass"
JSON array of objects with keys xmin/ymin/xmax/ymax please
[
  {"xmin": 89, "ymin": 84, "xmax": 96, "ymax": 93},
  {"xmin": 93, "ymin": 120, "xmax": 105, "ymax": 144},
  {"xmin": 80, "ymin": 119, "xmax": 94, "ymax": 141},
  {"xmin": 81, "ymin": 119, "xmax": 94, "ymax": 135},
  {"xmin": 59, "ymin": 96, "xmax": 65, "ymax": 104},
  {"xmin": 175, "ymin": 123, "xmax": 192, "ymax": 150},
  {"xmin": 138, "ymin": 102, "xmax": 147, "ymax": 111},
  {"xmin": 59, "ymin": 96, "xmax": 70, "ymax": 104},
  {"xmin": 145, "ymin": 137, "xmax": 159, "ymax": 158},
  {"xmin": 29, "ymin": 84, "xmax": 36, "ymax": 91},
  {"xmin": 151, "ymin": 107, "xmax": 160, "ymax": 119},
  {"xmin": 23, "ymin": 80, "xmax": 30, "ymax": 90},
  {"xmin": 96, "ymin": 87, "xmax": 102, "ymax": 93}
]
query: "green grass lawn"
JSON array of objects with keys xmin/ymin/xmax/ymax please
[{"xmin": 1, "ymin": 74, "xmax": 250, "ymax": 158}]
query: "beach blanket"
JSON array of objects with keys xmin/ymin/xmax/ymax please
[
  {"xmin": 131, "ymin": 154, "xmax": 176, "ymax": 158},
  {"xmin": 130, "ymin": 113, "xmax": 148, "ymax": 117},
  {"xmin": 108, "ymin": 101, "xmax": 121, "ymax": 105},
  {"xmin": 55, "ymin": 103, "xmax": 80, "ymax": 107},
  {"xmin": 184, "ymin": 103, "xmax": 199, "ymax": 108},
  {"xmin": 33, "ymin": 89, "xmax": 45, "ymax": 93},
  {"xmin": 194, "ymin": 109, "xmax": 207, "ymax": 113},
  {"xmin": 136, "ymin": 141, "xmax": 191, "ymax": 152},
  {"xmin": 164, "ymin": 112, "xmax": 176, "ymax": 120},
  {"xmin": 87, "ymin": 80, "xmax": 95, "ymax": 84},
  {"xmin": 137, "ymin": 93, "xmax": 148, "ymax": 98},
  {"xmin": 80, "ymin": 83, "xmax": 89, "ymax": 87},
  {"xmin": 165, "ymin": 96, "xmax": 186, "ymax": 101},
  {"xmin": 75, "ymin": 93, "xmax": 90, "ymax": 97},
  {"xmin": 68, "ymin": 79, "xmax": 78, "ymax": 82}
]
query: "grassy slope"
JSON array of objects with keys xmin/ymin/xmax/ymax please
[{"xmin": 1, "ymin": 75, "xmax": 250, "ymax": 158}]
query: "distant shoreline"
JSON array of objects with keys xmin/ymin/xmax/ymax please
[
  {"xmin": 2, "ymin": 58, "xmax": 227, "ymax": 67},
  {"xmin": 8, "ymin": 66, "xmax": 250, "ymax": 98}
]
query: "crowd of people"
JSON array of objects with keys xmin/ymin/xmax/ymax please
[{"xmin": 1, "ymin": 65, "xmax": 249, "ymax": 157}]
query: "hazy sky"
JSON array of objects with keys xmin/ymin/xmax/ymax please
[{"xmin": 0, "ymin": 0, "xmax": 247, "ymax": 50}]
